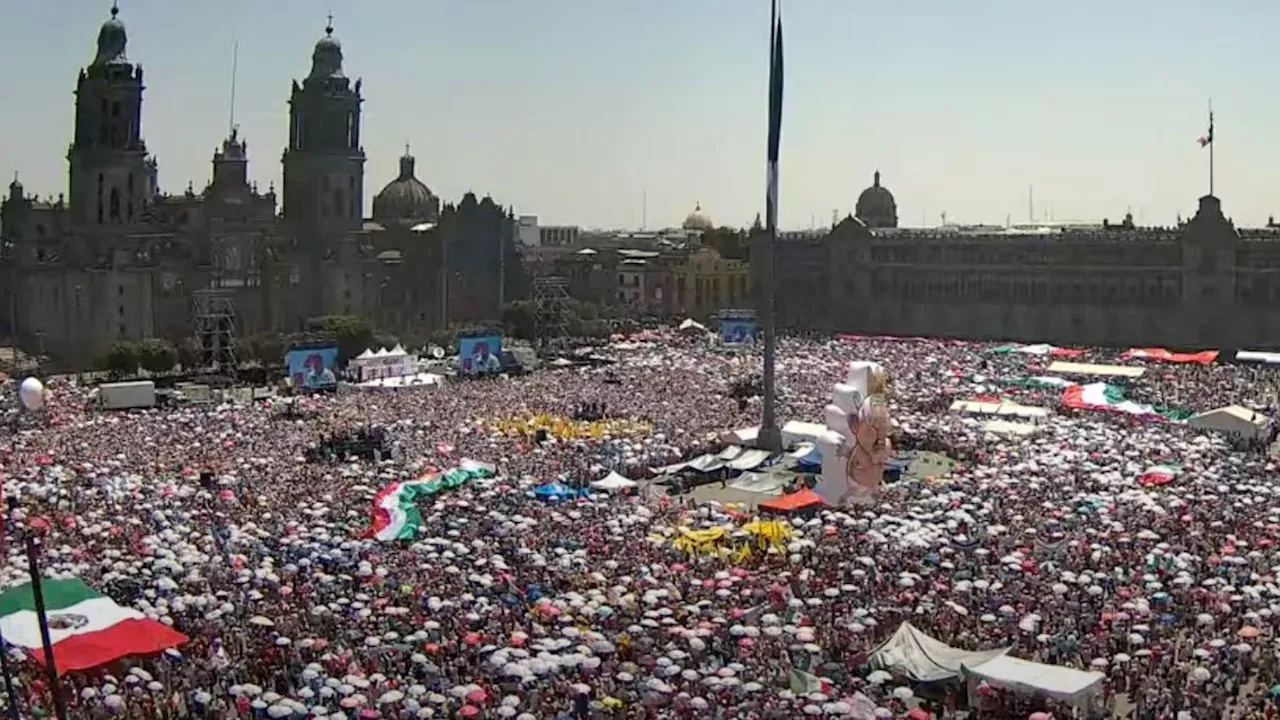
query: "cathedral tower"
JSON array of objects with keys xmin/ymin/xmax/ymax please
[
  {"xmin": 67, "ymin": 3, "xmax": 156, "ymax": 228},
  {"xmin": 281, "ymin": 19, "xmax": 366, "ymax": 233}
]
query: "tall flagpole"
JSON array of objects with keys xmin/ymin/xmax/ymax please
[
  {"xmin": 26, "ymin": 538, "xmax": 67, "ymax": 720},
  {"xmin": 1208, "ymin": 100, "xmax": 1215, "ymax": 197},
  {"xmin": 759, "ymin": 0, "xmax": 784, "ymax": 452}
]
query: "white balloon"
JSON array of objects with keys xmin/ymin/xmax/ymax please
[{"xmin": 19, "ymin": 377, "xmax": 44, "ymax": 411}]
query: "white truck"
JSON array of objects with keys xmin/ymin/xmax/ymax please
[{"xmin": 98, "ymin": 380, "xmax": 156, "ymax": 410}]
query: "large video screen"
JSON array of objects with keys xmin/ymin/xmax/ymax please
[
  {"xmin": 721, "ymin": 318, "xmax": 757, "ymax": 345},
  {"xmin": 459, "ymin": 335, "xmax": 503, "ymax": 374},
  {"xmin": 286, "ymin": 346, "xmax": 339, "ymax": 389}
]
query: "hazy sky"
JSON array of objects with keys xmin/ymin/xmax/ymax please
[{"xmin": 5, "ymin": 0, "xmax": 1280, "ymax": 229}]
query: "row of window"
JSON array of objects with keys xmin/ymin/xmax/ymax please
[
  {"xmin": 864, "ymin": 273, "xmax": 1184, "ymax": 305},
  {"xmin": 867, "ymin": 244, "xmax": 1184, "ymax": 268}
]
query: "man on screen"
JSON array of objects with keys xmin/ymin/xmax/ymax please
[
  {"xmin": 468, "ymin": 341, "xmax": 502, "ymax": 374},
  {"xmin": 303, "ymin": 353, "xmax": 336, "ymax": 388}
]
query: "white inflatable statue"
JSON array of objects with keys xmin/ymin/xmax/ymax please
[{"xmin": 814, "ymin": 361, "xmax": 892, "ymax": 506}]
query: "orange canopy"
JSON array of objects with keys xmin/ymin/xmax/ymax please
[{"xmin": 759, "ymin": 488, "xmax": 827, "ymax": 513}]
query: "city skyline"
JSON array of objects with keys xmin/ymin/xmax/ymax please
[{"xmin": 4, "ymin": 0, "xmax": 1280, "ymax": 229}]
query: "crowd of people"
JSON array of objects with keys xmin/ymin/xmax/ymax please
[{"xmin": 1, "ymin": 332, "xmax": 1279, "ymax": 720}]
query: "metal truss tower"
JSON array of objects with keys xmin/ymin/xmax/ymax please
[
  {"xmin": 531, "ymin": 276, "xmax": 571, "ymax": 348},
  {"xmin": 191, "ymin": 288, "xmax": 238, "ymax": 373}
]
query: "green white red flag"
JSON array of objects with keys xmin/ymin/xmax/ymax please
[{"xmin": 0, "ymin": 578, "xmax": 188, "ymax": 673}]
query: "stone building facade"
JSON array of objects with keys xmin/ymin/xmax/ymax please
[
  {"xmin": 0, "ymin": 7, "xmax": 518, "ymax": 368},
  {"xmin": 761, "ymin": 191, "xmax": 1280, "ymax": 349}
]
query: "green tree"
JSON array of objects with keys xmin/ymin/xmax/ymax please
[
  {"xmin": 372, "ymin": 333, "xmax": 401, "ymax": 352},
  {"xmin": 306, "ymin": 315, "xmax": 375, "ymax": 364},
  {"xmin": 135, "ymin": 338, "xmax": 177, "ymax": 374},
  {"xmin": 101, "ymin": 342, "xmax": 139, "ymax": 378},
  {"xmin": 175, "ymin": 337, "xmax": 200, "ymax": 369},
  {"xmin": 502, "ymin": 300, "xmax": 537, "ymax": 340}
]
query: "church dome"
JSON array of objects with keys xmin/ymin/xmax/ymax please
[
  {"xmin": 855, "ymin": 171, "xmax": 898, "ymax": 229},
  {"xmin": 682, "ymin": 202, "xmax": 713, "ymax": 231},
  {"xmin": 372, "ymin": 149, "xmax": 440, "ymax": 227},
  {"xmin": 308, "ymin": 21, "xmax": 345, "ymax": 80},
  {"xmin": 93, "ymin": 4, "xmax": 128, "ymax": 66}
]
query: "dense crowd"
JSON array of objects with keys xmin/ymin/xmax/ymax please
[{"xmin": 1, "ymin": 333, "xmax": 1280, "ymax": 720}]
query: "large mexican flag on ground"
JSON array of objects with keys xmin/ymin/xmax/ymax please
[
  {"xmin": 368, "ymin": 460, "xmax": 496, "ymax": 541},
  {"xmin": 0, "ymin": 578, "xmax": 188, "ymax": 673},
  {"xmin": 1061, "ymin": 383, "xmax": 1191, "ymax": 421}
]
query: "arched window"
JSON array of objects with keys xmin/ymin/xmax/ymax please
[
  {"xmin": 109, "ymin": 187, "xmax": 121, "ymax": 222},
  {"xmin": 349, "ymin": 177, "xmax": 357, "ymax": 218},
  {"xmin": 97, "ymin": 174, "xmax": 105, "ymax": 224},
  {"xmin": 334, "ymin": 189, "xmax": 345, "ymax": 220}
]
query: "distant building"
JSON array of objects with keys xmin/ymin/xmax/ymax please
[
  {"xmin": 671, "ymin": 247, "xmax": 750, "ymax": 319},
  {"xmin": 0, "ymin": 6, "xmax": 518, "ymax": 367},
  {"xmin": 515, "ymin": 215, "xmax": 540, "ymax": 247},
  {"xmin": 757, "ymin": 189, "xmax": 1280, "ymax": 348},
  {"xmin": 682, "ymin": 202, "xmax": 714, "ymax": 232},
  {"xmin": 539, "ymin": 225, "xmax": 580, "ymax": 247},
  {"xmin": 855, "ymin": 171, "xmax": 898, "ymax": 229}
]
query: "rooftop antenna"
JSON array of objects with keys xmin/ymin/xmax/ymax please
[
  {"xmin": 831, "ymin": 208, "xmax": 838, "ymax": 228},
  {"xmin": 1028, "ymin": 184, "xmax": 1034, "ymax": 223},
  {"xmin": 641, "ymin": 188, "xmax": 647, "ymax": 230},
  {"xmin": 228, "ymin": 41, "xmax": 239, "ymax": 136}
]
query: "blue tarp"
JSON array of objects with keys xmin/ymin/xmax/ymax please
[
  {"xmin": 794, "ymin": 445, "xmax": 823, "ymax": 471},
  {"xmin": 533, "ymin": 482, "xmax": 584, "ymax": 501}
]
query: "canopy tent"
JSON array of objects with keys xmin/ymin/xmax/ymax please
[
  {"xmin": 727, "ymin": 470, "xmax": 791, "ymax": 496},
  {"xmin": 963, "ymin": 655, "xmax": 1104, "ymax": 710},
  {"xmin": 677, "ymin": 318, "xmax": 708, "ymax": 333},
  {"xmin": 867, "ymin": 622, "xmax": 1010, "ymax": 683},
  {"xmin": 759, "ymin": 488, "xmax": 826, "ymax": 514},
  {"xmin": 1237, "ymin": 349, "xmax": 1280, "ymax": 365},
  {"xmin": 1187, "ymin": 405, "xmax": 1271, "ymax": 442},
  {"xmin": 781, "ymin": 421, "xmax": 826, "ymax": 447},
  {"xmin": 950, "ymin": 399, "xmax": 1049, "ymax": 422},
  {"xmin": 1046, "ymin": 361, "xmax": 1145, "ymax": 378},
  {"xmin": 589, "ymin": 471, "xmax": 637, "ymax": 492}
]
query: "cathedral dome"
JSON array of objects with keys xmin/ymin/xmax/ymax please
[
  {"xmin": 372, "ymin": 149, "xmax": 440, "ymax": 227},
  {"xmin": 682, "ymin": 202, "xmax": 713, "ymax": 231},
  {"xmin": 308, "ymin": 22, "xmax": 345, "ymax": 80},
  {"xmin": 93, "ymin": 3, "xmax": 128, "ymax": 66},
  {"xmin": 855, "ymin": 171, "xmax": 898, "ymax": 229}
]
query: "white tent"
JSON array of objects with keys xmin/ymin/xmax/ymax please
[
  {"xmin": 867, "ymin": 622, "xmax": 1010, "ymax": 682},
  {"xmin": 590, "ymin": 472, "xmax": 637, "ymax": 492},
  {"xmin": 964, "ymin": 655, "xmax": 1104, "ymax": 709},
  {"xmin": 678, "ymin": 318, "xmax": 708, "ymax": 333},
  {"xmin": 355, "ymin": 348, "xmax": 376, "ymax": 360},
  {"xmin": 1188, "ymin": 405, "xmax": 1270, "ymax": 442}
]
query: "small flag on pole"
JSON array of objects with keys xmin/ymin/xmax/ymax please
[{"xmin": 1197, "ymin": 112, "xmax": 1214, "ymax": 147}]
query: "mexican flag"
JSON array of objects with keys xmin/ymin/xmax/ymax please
[
  {"xmin": 1061, "ymin": 383, "xmax": 1190, "ymax": 421},
  {"xmin": 367, "ymin": 460, "xmax": 496, "ymax": 541},
  {"xmin": 0, "ymin": 578, "xmax": 188, "ymax": 673},
  {"xmin": 1139, "ymin": 464, "xmax": 1180, "ymax": 487},
  {"xmin": 789, "ymin": 668, "xmax": 833, "ymax": 695}
]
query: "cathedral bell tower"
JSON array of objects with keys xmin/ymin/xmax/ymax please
[
  {"xmin": 67, "ymin": 3, "xmax": 155, "ymax": 229},
  {"xmin": 281, "ymin": 18, "xmax": 366, "ymax": 233}
]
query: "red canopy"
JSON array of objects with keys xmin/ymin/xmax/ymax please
[{"xmin": 759, "ymin": 488, "xmax": 827, "ymax": 513}]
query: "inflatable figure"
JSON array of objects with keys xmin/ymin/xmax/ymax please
[{"xmin": 815, "ymin": 361, "xmax": 892, "ymax": 506}]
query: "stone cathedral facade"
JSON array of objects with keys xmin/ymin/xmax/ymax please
[{"xmin": 0, "ymin": 7, "xmax": 513, "ymax": 368}]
